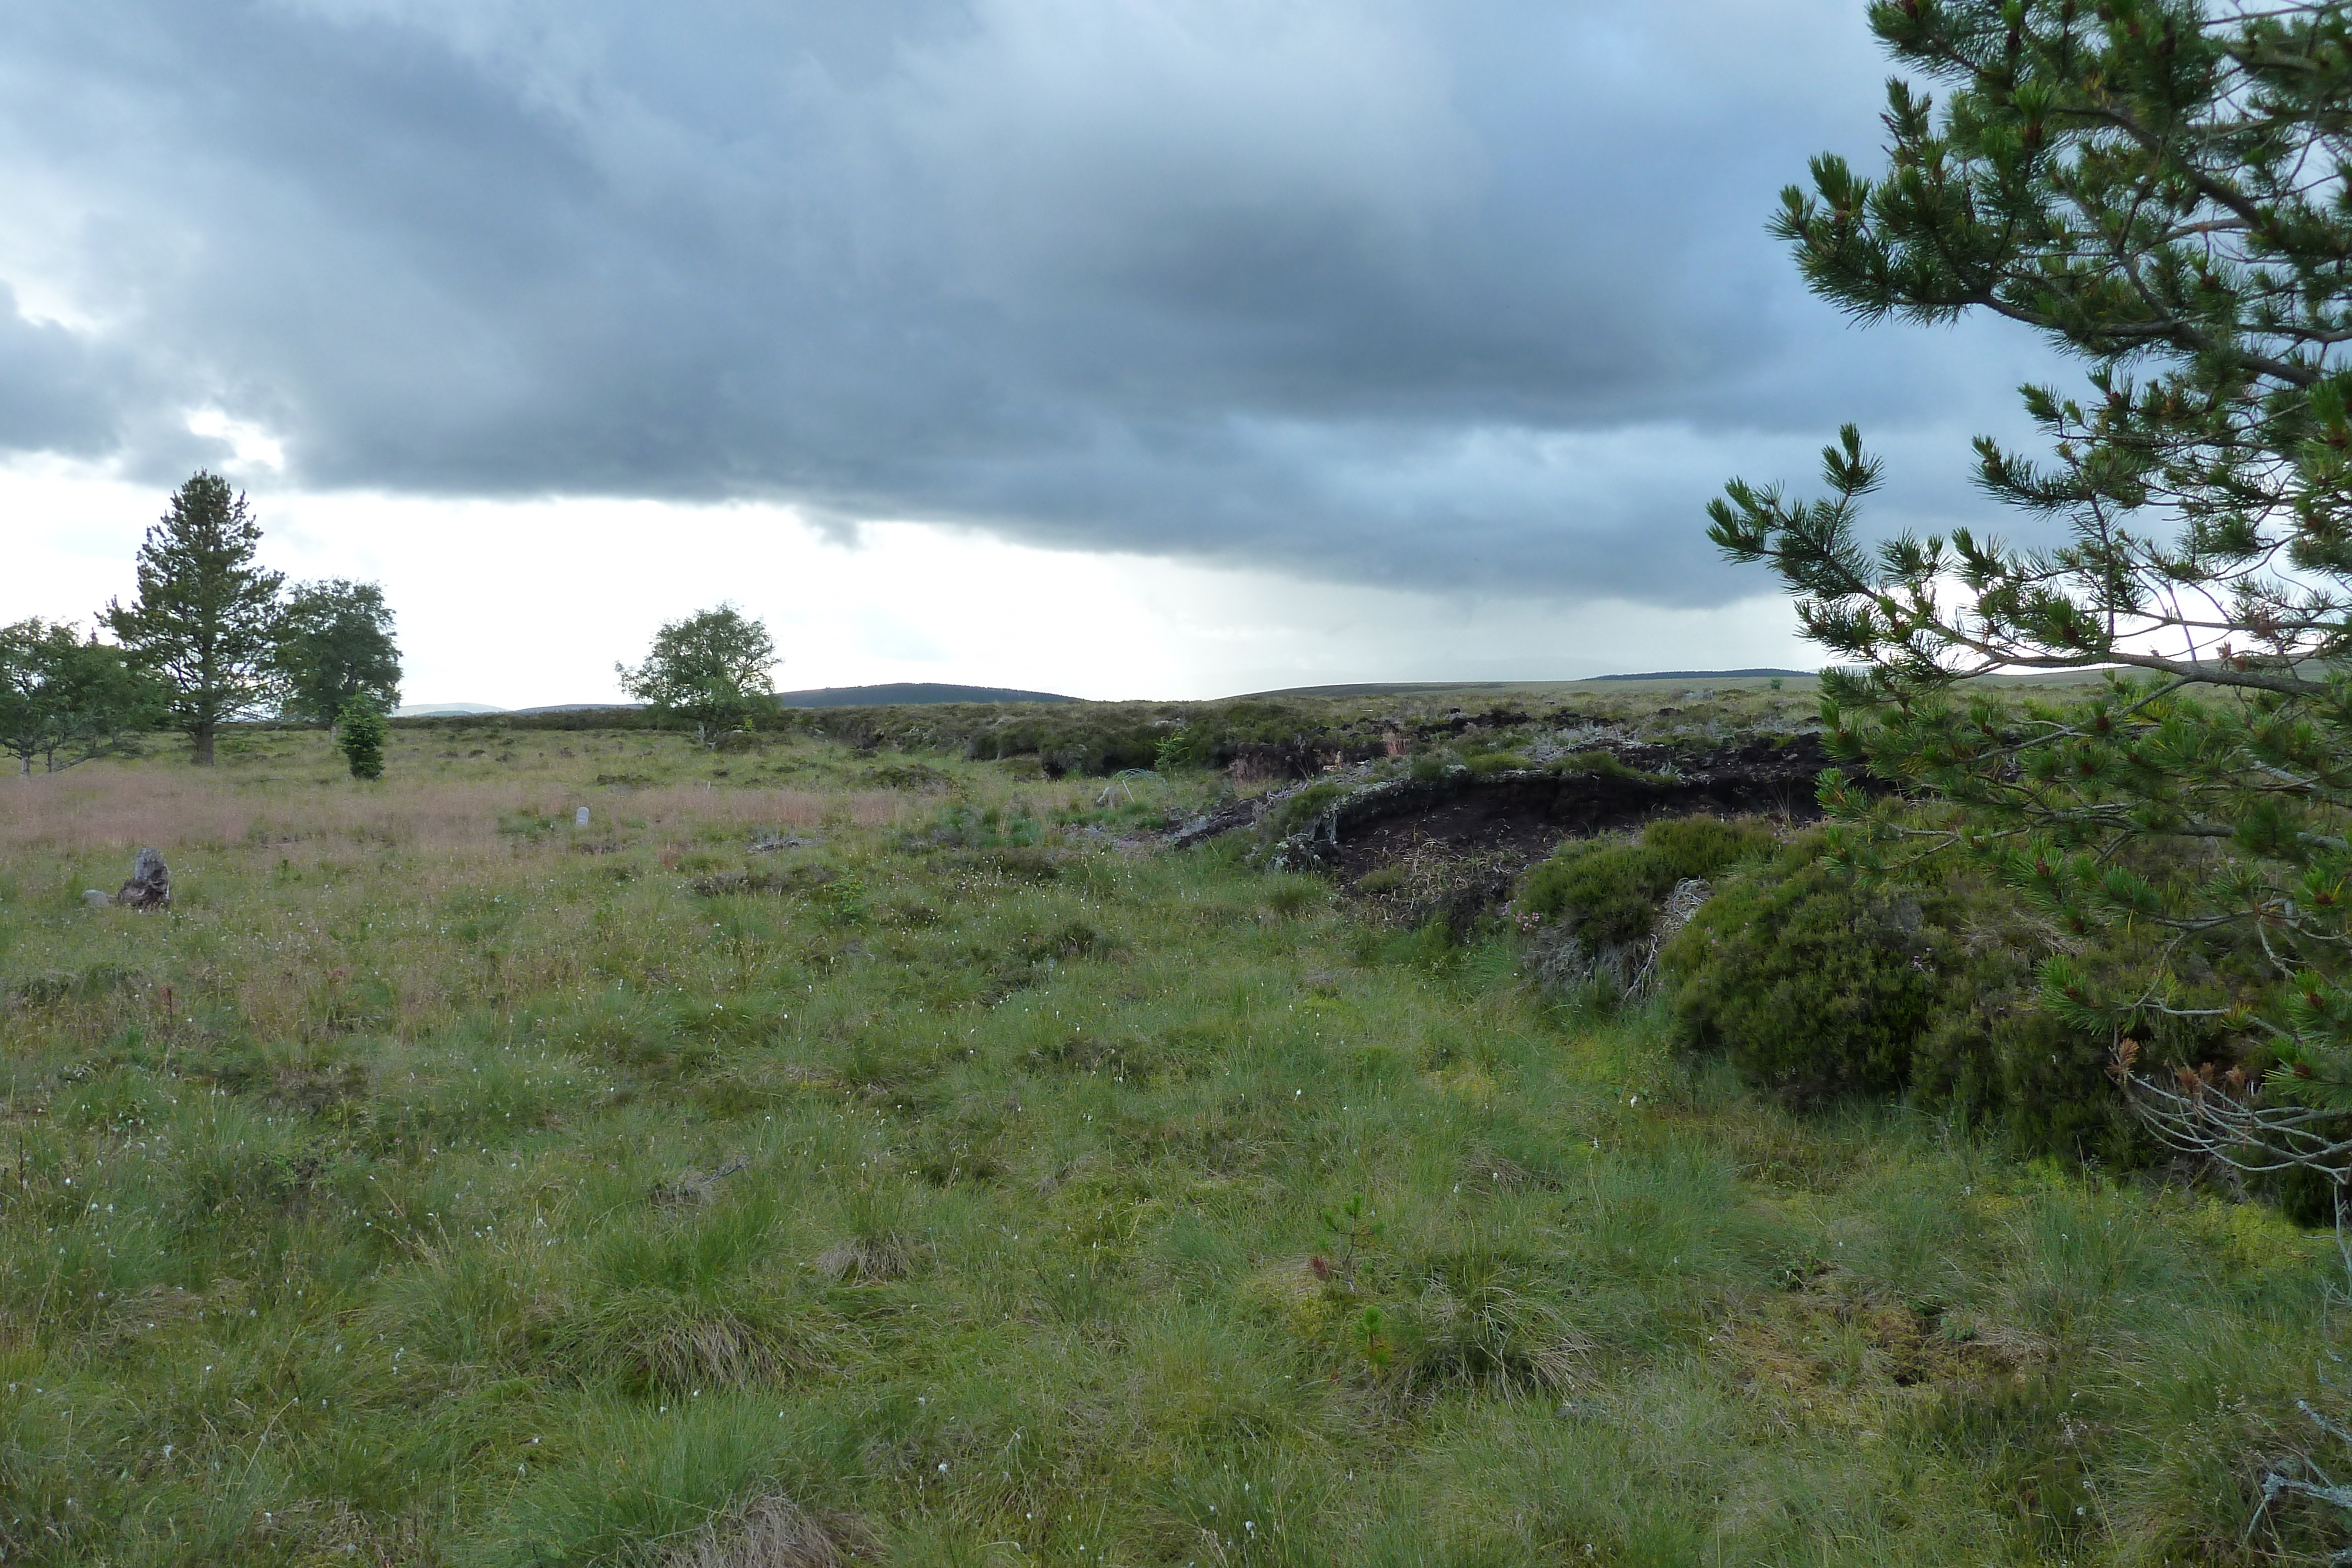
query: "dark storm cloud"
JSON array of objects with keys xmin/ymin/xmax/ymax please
[
  {"xmin": 0, "ymin": 285, "xmax": 125, "ymax": 455},
  {"xmin": 0, "ymin": 0, "xmax": 2063, "ymax": 602}
]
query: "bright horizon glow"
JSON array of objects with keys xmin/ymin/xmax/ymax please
[{"xmin": 2, "ymin": 457, "xmax": 1815, "ymax": 706}]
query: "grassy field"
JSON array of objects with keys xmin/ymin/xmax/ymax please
[{"xmin": 0, "ymin": 720, "xmax": 2343, "ymax": 1566}]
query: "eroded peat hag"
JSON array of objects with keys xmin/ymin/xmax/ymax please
[
  {"xmin": 0, "ymin": 705, "xmax": 2340, "ymax": 1566},
  {"xmin": 1308, "ymin": 733, "xmax": 1838, "ymax": 871},
  {"xmin": 1178, "ymin": 733, "xmax": 1846, "ymax": 936}
]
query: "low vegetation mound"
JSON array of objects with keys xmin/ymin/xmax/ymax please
[
  {"xmin": 1659, "ymin": 838, "xmax": 2278, "ymax": 1181},
  {"xmin": 1518, "ymin": 817, "xmax": 1779, "ymax": 948}
]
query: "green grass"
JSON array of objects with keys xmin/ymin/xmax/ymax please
[{"xmin": 0, "ymin": 729, "xmax": 2344, "ymax": 1564}]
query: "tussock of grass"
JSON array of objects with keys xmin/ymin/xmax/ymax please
[{"xmin": 0, "ymin": 727, "xmax": 2345, "ymax": 1563}]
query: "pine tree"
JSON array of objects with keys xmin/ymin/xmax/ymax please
[
  {"xmin": 1708, "ymin": 0, "xmax": 2352, "ymax": 1172},
  {"xmin": 105, "ymin": 473, "xmax": 286, "ymax": 766}
]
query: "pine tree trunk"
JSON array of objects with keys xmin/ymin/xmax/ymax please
[{"xmin": 192, "ymin": 723, "xmax": 216, "ymax": 766}]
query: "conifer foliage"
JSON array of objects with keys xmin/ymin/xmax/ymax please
[
  {"xmin": 105, "ymin": 472, "xmax": 286, "ymax": 765},
  {"xmin": 1709, "ymin": 1, "xmax": 2352, "ymax": 1165}
]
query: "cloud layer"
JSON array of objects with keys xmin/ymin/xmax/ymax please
[{"xmin": 0, "ymin": 0, "xmax": 2062, "ymax": 604}]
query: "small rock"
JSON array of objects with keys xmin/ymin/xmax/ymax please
[
  {"xmin": 749, "ymin": 833, "xmax": 820, "ymax": 853},
  {"xmin": 115, "ymin": 847, "xmax": 170, "ymax": 911},
  {"xmin": 82, "ymin": 890, "xmax": 111, "ymax": 908},
  {"xmin": 574, "ymin": 807, "xmax": 592, "ymax": 828}
]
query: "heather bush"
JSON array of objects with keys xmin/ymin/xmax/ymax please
[
  {"xmin": 1663, "ymin": 839, "xmax": 2246, "ymax": 1161},
  {"xmin": 1264, "ymin": 780, "xmax": 1349, "ymax": 839},
  {"xmin": 1663, "ymin": 848, "xmax": 1940, "ymax": 1100},
  {"xmin": 1516, "ymin": 817, "xmax": 1776, "ymax": 948},
  {"xmin": 1542, "ymin": 750, "xmax": 1663, "ymax": 784}
]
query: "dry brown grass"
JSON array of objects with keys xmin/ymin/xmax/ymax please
[
  {"xmin": 0, "ymin": 744, "xmax": 923, "ymax": 1058},
  {"xmin": 1715, "ymin": 1275, "xmax": 2049, "ymax": 1435},
  {"xmin": 656, "ymin": 1495, "xmax": 870, "ymax": 1568},
  {"xmin": 0, "ymin": 768, "xmax": 908, "ymax": 860}
]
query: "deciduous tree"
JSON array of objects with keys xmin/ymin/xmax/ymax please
[
  {"xmin": 615, "ymin": 604, "xmax": 779, "ymax": 747},
  {"xmin": 0, "ymin": 619, "xmax": 162, "ymax": 775},
  {"xmin": 276, "ymin": 579, "xmax": 400, "ymax": 729}
]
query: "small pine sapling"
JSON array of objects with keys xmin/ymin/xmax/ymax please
[{"xmin": 1312, "ymin": 1193, "xmax": 1382, "ymax": 1289}]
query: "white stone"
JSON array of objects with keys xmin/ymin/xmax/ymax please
[{"xmin": 575, "ymin": 807, "xmax": 592, "ymax": 828}]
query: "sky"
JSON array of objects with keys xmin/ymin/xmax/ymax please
[{"xmin": 0, "ymin": 0, "xmax": 2072, "ymax": 704}]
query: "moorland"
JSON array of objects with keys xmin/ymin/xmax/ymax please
[{"xmin": 0, "ymin": 684, "xmax": 2341, "ymax": 1566}]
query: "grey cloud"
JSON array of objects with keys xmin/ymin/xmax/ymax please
[
  {"xmin": 0, "ymin": 286, "xmax": 125, "ymax": 456},
  {"xmin": 0, "ymin": 0, "xmax": 2069, "ymax": 601}
]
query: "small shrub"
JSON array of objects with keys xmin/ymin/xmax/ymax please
[
  {"xmin": 1910, "ymin": 910, "xmax": 2237, "ymax": 1164},
  {"xmin": 1662, "ymin": 838, "xmax": 2239, "ymax": 1156},
  {"xmin": 1515, "ymin": 817, "xmax": 1775, "ymax": 948},
  {"xmin": 1642, "ymin": 817, "xmax": 1778, "ymax": 880},
  {"xmin": 1545, "ymin": 750, "xmax": 1663, "ymax": 783},
  {"xmin": 1516, "ymin": 842, "xmax": 1667, "ymax": 948},
  {"xmin": 1663, "ymin": 855, "xmax": 1938, "ymax": 1099},
  {"xmin": 497, "ymin": 809, "xmax": 563, "ymax": 842},
  {"xmin": 1265, "ymin": 781, "xmax": 1348, "ymax": 838},
  {"xmin": 921, "ymin": 802, "xmax": 1045, "ymax": 851},
  {"xmin": 1155, "ymin": 724, "xmax": 1216, "ymax": 771},
  {"xmin": 337, "ymin": 698, "xmax": 386, "ymax": 780}
]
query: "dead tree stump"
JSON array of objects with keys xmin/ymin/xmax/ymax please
[{"xmin": 116, "ymin": 847, "xmax": 170, "ymax": 910}]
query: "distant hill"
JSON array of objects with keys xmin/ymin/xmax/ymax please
[
  {"xmin": 1588, "ymin": 668, "xmax": 1812, "ymax": 682},
  {"xmin": 511, "ymin": 703, "xmax": 646, "ymax": 714},
  {"xmin": 1241, "ymin": 681, "xmax": 1583, "ymax": 699},
  {"xmin": 773, "ymin": 683, "xmax": 1077, "ymax": 708},
  {"xmin": 1238, "ymin": 674, "xmax": 1818, "ymax": 700},
  {"xmin": 397, "ymin": 687, "xmax": 1073, "ymax": 717}
]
